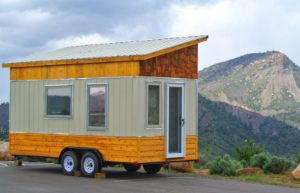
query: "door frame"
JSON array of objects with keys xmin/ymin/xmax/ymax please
[{"xmin": 165, "ymin": 82, "xmax": 186, "ymax": 159}]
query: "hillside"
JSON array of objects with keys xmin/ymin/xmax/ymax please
[
  {"xmin": 198, "ymin": 51, "xmax": 300, "ymax": 129},
  {"xmin": 0, "ymin": 103, "xmax": 9, "ymax": 130},
  {"xmin": 198, "ymin": 94, "xmax": 300, "ymax": 159}
]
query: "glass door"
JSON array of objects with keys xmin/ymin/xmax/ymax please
[{"xmin": 165, "ymin": 83, "xmax": 185, "ymax": 158}]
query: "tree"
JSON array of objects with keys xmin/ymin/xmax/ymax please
[
  {"xmin": 0, "ymin": 127, "xmax": 8, "ymax": 141},
  {"xmin": 294, "ymin": 150, "xmax": 300, "ymax": 164},
  {"xmin": 235, "ymin": 139, "xmax": 262, "ymax": 164}
]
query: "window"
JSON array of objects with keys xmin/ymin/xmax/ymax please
[
  {"xmin": 145, "ymin": 82, "xmax": 162, "ymax": 129},
  {"xmin": 45, "ymin": 85, "xmax": 73, "ymax": 119},
  {"xmin": 87, "ymin": 84, "xmax": 108, "ymax": 131}
]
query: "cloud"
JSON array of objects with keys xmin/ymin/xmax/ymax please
[
  {"xmin": 0, "ymin": 0, "xmax": 300, "ymax": 102},
  {"xmin": 46, "ymin": 34, "xmax": 113, "ymax": 49},
  {"xmin": 168, "ymin": 0, "xmax": 300, "ymax": 70}
]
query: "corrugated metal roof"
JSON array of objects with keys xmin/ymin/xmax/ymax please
[{"xmin": 4, "ymin": 35, "xmax": 208, "ymax": 64}]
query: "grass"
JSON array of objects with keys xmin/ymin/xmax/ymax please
[
  {"xmin": 270, "ymin": 181, "xmax": 282, "ymax": 186},
  {"xmin": 195, "ymin": 169, "xmax": 300, "ymax": 188},
  {"xmin": 238, "ymin": 175, "xmax": 264, "ymax": 183},
  {"xmin": 108, "ymin": 164, "xmax": 124, "ymax": 169},
  {"xmin": 46, "ymin": 158, "xmax": 58, "ymax": 164}
]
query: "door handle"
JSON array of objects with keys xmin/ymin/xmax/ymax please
[{"xmin": 181, "ymin": 119, "xmax": 185, "ymax": 127}]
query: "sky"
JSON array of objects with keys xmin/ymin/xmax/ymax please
[{"xmin": 1, "ymin": 0, "xmax": 300, "ymax": 102}]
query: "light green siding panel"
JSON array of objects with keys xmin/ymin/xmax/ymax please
[
  {"xmin": 73, "ymin": 80, "xmax": 80, "ymax": 135},
  {"xmin": 78, "ymin": 79, "xmax": 85, "ymax": 135},
  {"xmin": 19, "ymin": 82, "xmax": 26, "ymax": 132},
  {"xmin": 41, "ymin": 81, "xmax": 48, "ymax": 134},
  {"xmin": 29, "ymin": 81, "xmax": 34, "ymax": 133},
  {"xmin": 106, "ymin": 79, "xmax": 115, "ymax": 135},
  {"xmin": 132, "ymin": 77, "xmax": 139, "ymax": 136},
  {"xmin": 10, "ymin": 77, "xmax": 197, "ymax": 137},
  {"xmin": 10, "ymin": 82, "xmax": 15, "ymax": 132},
  {"xmin": 114, "ymin": 79, "xmax": 121, "ymax": 136},
  {"xmin": 137, "ymin": 78, "xmax": 145, "ymax": 136},
  {"xmin": 186, "ymin": 80, "xmax": 191, "ymax": 135},
  {"xmin": 32, "ymin": 81, "xmax": 39, "ymax": 133},
  {"xmin": 119, "ymin": 79, "xmax": 126, "ymax": 136},
  {"xmin": 125, "ymin": 78, "xmax": 133, "ymax": 136}
]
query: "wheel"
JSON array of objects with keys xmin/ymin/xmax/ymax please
[
  {"xmin": 81, "ymin": 152, "xmax": 101, "ymax": 177},
  {"xmin": 61, "ymin": 151, "xmax": 80, "ymax": 176},
  {"xmin": 143, "ymin": 164, "xmax": 163, "ymax": 174},
  {"xmin": 123, "ymin": 163, "xmax": 141, "ymax": 172}
]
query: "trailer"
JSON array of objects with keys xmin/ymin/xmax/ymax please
[{"xmin": 2, "ymin": 35, "xmax": 208, "ymax": 177}]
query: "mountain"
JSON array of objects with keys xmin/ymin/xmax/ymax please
[
  {"xmin": 0, "ymin": 103, "xmax": 9, "ymax": 130},
  {"xmin": 198, "ymin": 51, "xmax": 300, "ymax": 129},
  {"xmin": 198, "ymin": 94, "xmax": 300, "ymax": 159}
]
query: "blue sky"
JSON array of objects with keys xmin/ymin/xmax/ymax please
[{"xmin": 1, "ymin": 0, "xmax": 300, "ymax": 102}]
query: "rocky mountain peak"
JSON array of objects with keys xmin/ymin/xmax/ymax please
[{"xmin": 198, "ymin": 51, "xmax": 300, "ymax": 129}]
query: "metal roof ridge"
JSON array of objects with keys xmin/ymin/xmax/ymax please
[{"xmin": 63, "ymin": 35, "xmax": 206, "ymax": 48}]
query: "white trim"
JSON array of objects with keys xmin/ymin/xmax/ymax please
[{"xmin": 165, "ymin": 82, "xmax": 186, "ymax": 159}]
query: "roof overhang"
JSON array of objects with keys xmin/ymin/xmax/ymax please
[{"xmin": 2, "ymin": 36, "xmax": 208, "ymax": 68}]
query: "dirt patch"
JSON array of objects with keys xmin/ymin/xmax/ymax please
[
  {"xmin": 163, "ymin": 162, "xmax": 194, "ymax": 172},
  {"xmin": 194, "ymin": 169, "xmax": 210, "ymax": 176},
  {"xmin": 0, "ymin": 142, "xmax": 14, "ymax": 161}
]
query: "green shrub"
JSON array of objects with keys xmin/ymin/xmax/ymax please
[
  {"xmin": 235, "ymin": 140, "xmax": 262, "ymax": 164},
  {"xmin": 194, "ymin": 147, "xmax": 213, "ymax": 169},
  {"xmin": 46, "ymin": 158, "xmax": 58, "ymax": 164},
  {"xmin": 250, "ymin": 153, "xmax": 269, "ymax": 169},
  {"xmin": 240, "ymin": 160, "xmax": 248, "ymax": 168},
  {"xmin": 284, "ymin": 158, "xmax": 292, "ymax": 171},
  {"xmin": 262, "ymin": 156, "xmax": 291, "ymax": 174},
  {"xmin": 207, "ymin": 154, "xmax": 243, "ymax": 176},
  {"xmin": 294, "ymin": 150, "xmax": 300, "ymax": 164}
]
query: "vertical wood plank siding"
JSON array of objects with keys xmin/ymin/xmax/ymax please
[
  {"xmin": 9, "ymin": 133, "xmax": 197, "ymax": 163},
  {"xmin": 10, "ymin": 62, "xmax": 140, "ymax": 80},
  {"xmin": 10, "ymin": 77, "xmax": 197, "ymax": 136},
  {"xmin": 139, "ymin": 45, "xmax": 198, "ymax": 79}
]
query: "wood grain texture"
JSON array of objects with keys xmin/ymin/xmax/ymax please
[
  {"xmin": 9, "ymin": 133, "xmax": 197, "ymax": 163},
  {"xmin": 139, "ymin": 45, "xmax": 198, "ymax": 79},
  {"xmin": 10, "ymin": 62, "xmax": 139, "ymax": 80}
]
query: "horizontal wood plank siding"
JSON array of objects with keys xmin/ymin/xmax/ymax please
[
  {"xmin": 138, "ymin": 136, "xmax": 197, "ymax": 163},
  {"xmin": 139, "ymin": 45, "xmax": 198, "ymax": 79},
  {"xmin": 10, "ymin": 62, "xmax": 139, "ymax": 80},
  {"xmin": 9, "ymin": 133, "xmax": 197, "ymax": 163}
]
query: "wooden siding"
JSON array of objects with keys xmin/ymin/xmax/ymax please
[
  {"xmin": 139, "ymin": 45, "xmax": 198, "ymax": 79},
  {"xmin": 138, "ymin": 136, "xmax": 197, "ymax": 163},
  {"xmin": 10, "ymin": 61, "xmax": 139, "ymax": 80},
  {"xmin": 10, "ymin": 77, "xmax": 197, "ymax": 137},
  {"xmin": 9, "ymin": 133, "xmax": 197, "ymax": 163}
]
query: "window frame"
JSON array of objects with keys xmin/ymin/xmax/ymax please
[
  {"xmin": 44, "ymin": 84, "xmax": 73, "ymax": 119},
  {"xmin": 86, "ymin": 83, "xmax": 108, "ymax": 131},
  {"xmin": 145, "ymin": 81, "xmax": 162, "ymax": 130}
]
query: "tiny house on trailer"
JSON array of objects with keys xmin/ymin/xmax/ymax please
[{"xmin": 2, "ymin": 35, "xmax": 208, "ymax": 177}]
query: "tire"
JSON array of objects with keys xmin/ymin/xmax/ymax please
[
  {"xmin": 81, "ymin": 152, "xmax": 101, "ymax": 178},
  {"xmin": 61, "ymin": 151, "xmax": 80, "ymax": 176},
  {"xmin": 143, "ymin": 164, "xmax": 163, "ymax": 174},
  {"xmin": 123, "ymin": 163, "xmax": 141, "ymax": 172}
]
